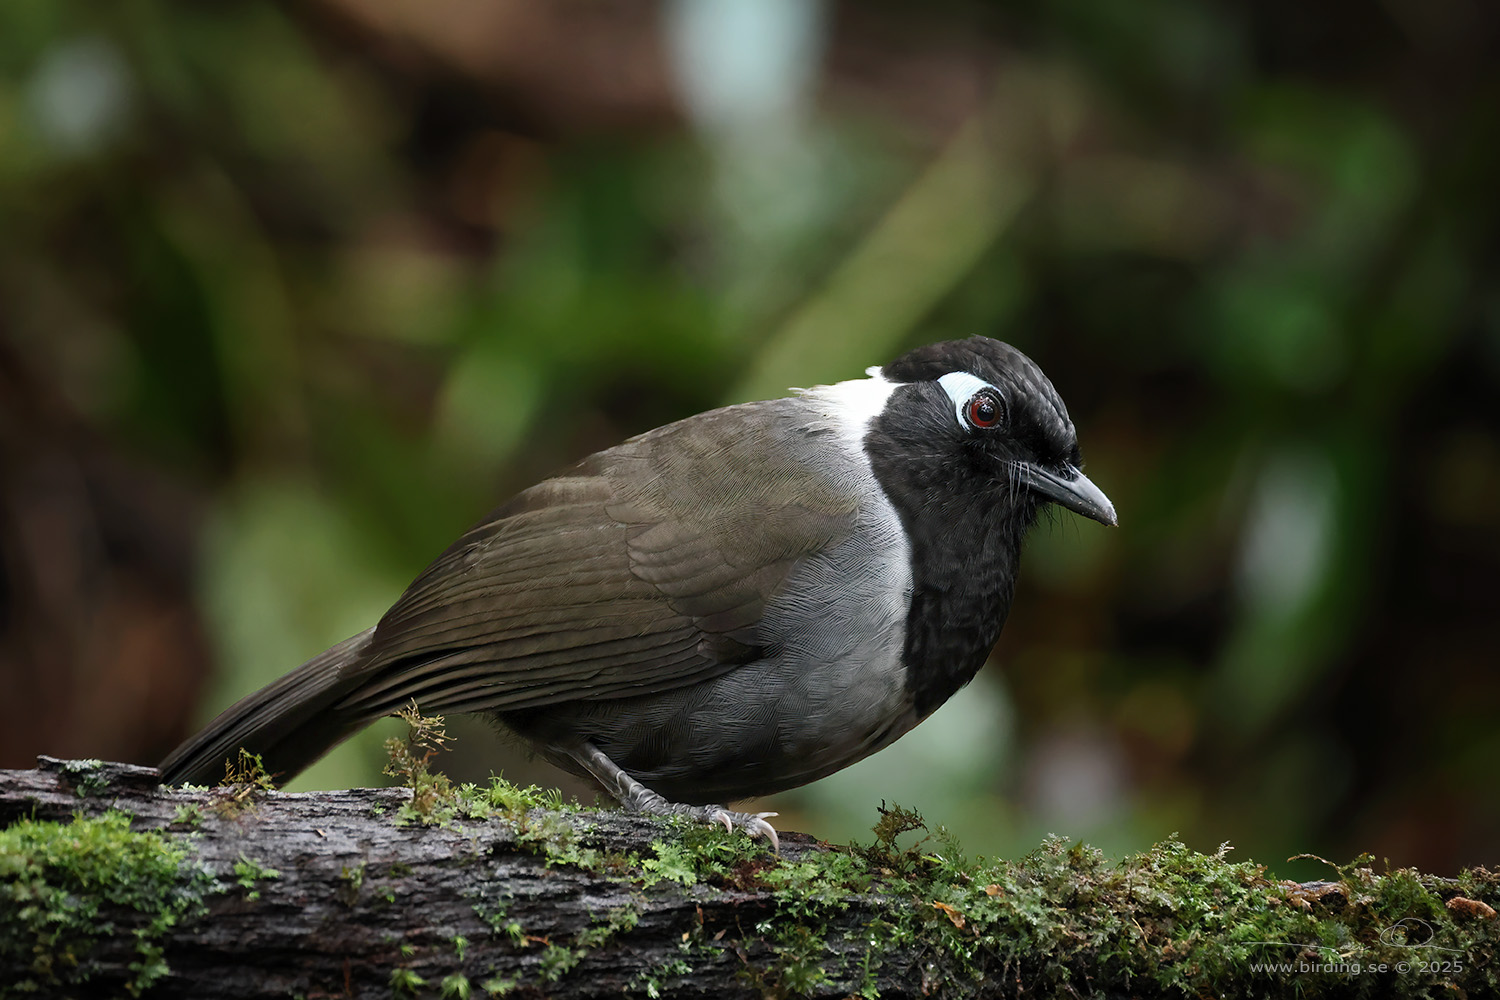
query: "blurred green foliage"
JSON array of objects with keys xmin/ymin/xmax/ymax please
[{"xmin": 2, "ymin": 0, "xmax": 1497, "ymax": 876}]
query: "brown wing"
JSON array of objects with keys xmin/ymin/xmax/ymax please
[{"xmin": 333, "ymin": 399, "xmax": 861, "ymax": 719}]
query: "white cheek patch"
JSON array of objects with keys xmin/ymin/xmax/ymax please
[{"xmin": 937, "ymin": 371, "xmax": 995, "ymax": 428}]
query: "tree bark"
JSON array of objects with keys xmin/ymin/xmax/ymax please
[{"xmin": 1, "ymin": 757, "xmax": 1494, "ymax": 999}]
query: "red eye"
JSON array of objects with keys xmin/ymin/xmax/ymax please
[{"xmin": 966, "ymin": 390, "xmax": 1003, "ymax": 429}]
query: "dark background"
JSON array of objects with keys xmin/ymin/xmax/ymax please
[{"xmin": 2, "ymin": 0, "xmax": 1497, "ymax": 877}]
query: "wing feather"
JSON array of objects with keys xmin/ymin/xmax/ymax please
[{"xmin": 334, "ymin": 399, "xmax": 862, "ymax": 718}]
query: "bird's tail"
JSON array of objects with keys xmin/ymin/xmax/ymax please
[{"xmin": 159, "ymin": 628, "xmax": 376, "ymax": 787}]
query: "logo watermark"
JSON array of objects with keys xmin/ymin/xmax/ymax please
[{"xmin": 1246, "ymin": 917, "xmax": 1465, "ymax": 977}]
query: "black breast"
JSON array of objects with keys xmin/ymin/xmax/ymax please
[{"xmin": 864, "ymin": 393, "xmax": 1038, "ymax": 718}]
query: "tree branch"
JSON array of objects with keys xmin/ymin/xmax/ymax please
[{"xmin": 1, "ymin": 757, "xmax": 1494, "ymax": 999}]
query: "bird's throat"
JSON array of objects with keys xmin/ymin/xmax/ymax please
[
  {"xmin": 869, "ymin": 458, "xmax": 1033, "ymax": 717},
  {"xmin": 898, "ymin": 521, "xmax": 1024, "ymax": 718}
]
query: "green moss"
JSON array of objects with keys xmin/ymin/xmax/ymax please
[
  {"xmin": 385, "ymin": 708, "xmax": 650, "ymax": 877},
  {"xmin": 230, "ymin": 853, "xmax": 280, "ymax": 901},
  {"xmin": 337, "ymin": 862, "xmax": 366, "ymax": 907},
  {"xmin": 629, "ymin": 957, "xmax": 693, "ymax": 998},
  {"xmin": 212, "ymin": 749, "xmax": 277, "ymax": 818},
  {"xmin": 630, "ymin": 803, "xmax": 1500, "ymax": 999},
  {"xmin": 515, "ymin": 812, "xmax": 604, "ymax": 870},
  {"xmin": 463, "ymin": 891, "xmax": 640, "ymax": 993},
  {"xmin": 578, "ymin": 901, "xmax": 641, "ymax": 949},
  {"xmin": 170, "ymin": 802, "xmax": 203, "ymax": 829},
  {"xmin": 389, "ymin": 966, "xmax": 426, "ymax": 996},
  {"xmin": 479, "ymin": 973, "xmax": 518, "ymax": 995},
  {"xmin": 385, "ymin": 702, "xmax": 459, "ymax": 826},
  {"xmin": 0, "ymin": 810, "xmax": 212, "ymax": 996},
  {"xmin": 462, "ymin": 775, "xmax": 565, "ymax": 817},
  {"xmin": 450, "ymin": 773, "xmax": 608, "ymax": 871},
  {"xmin": 637, "ymin": 820, "xmax": 766, "ymax": 889},
  {"xmin": 13, "ymin": 790, "xmax": 1484, "ymax": 998},
  {"xmin": 58, "ymin": 759, "xmax": 110, "ymax": 797},
  {"xmin": 763, "ymin": 851, "xmax": 870, "ymax": 917},
  {"xmin": 536, "ymin": 942, "xmax": 582, "ymax": 982},
  {"xmin": 38, "ymin": 755, "xmax": 1470, "ymax": 999},
  {"xmin": 520, "ymin": 902, "xmax": 641, "ymax": 987},
  {"xmin": 1371, "ymin": 866, "xmax": 1445, "ymax": 924},
  {"xmin": 639, "ymin": 840, "xmax": 700, "ymax": 887},
  {"xmin": 382, "ymin": 707, "xmax": 581, "ymax": 835},
  {"xmin": 752, "ymin": 923, "xmax": 831, "ymax": 996},
  {"xmin": 470, "ymin": 894, "xmax": 525, "ymax": 944}
]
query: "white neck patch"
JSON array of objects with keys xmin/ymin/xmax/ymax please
[
  {"xmin": 802, "ymin": 366, "xmax": 900, "ymax": 446},
  {"xmin": 936, "ymin": 371, "xmax": 995, "ymax": 427}
]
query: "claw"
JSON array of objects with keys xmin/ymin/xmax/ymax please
[
  {"xmin": 572, "ymin": 742, "xmax": 782, "ymax": 854},
  {"xmin": 744, "ymin": 813, "xmax": 781, "ymax": 854},
  {"xmin": 699, "ymin": 808, "xmax": 780, "ymax": 853}
]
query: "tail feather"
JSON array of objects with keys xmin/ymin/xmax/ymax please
[{"xmin": 159, "ymin": 628, "xmax": 377, "ymax": 786}]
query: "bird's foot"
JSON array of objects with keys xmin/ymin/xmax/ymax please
[
  {"xmin": 627, "ymin": 793, "xmax": 780, "ymax": 853},
  {"xmin": 654, "ymin": 801, "xmax": 781, "ymax": 854},
  {"xmin": 570, "ymin": 740, "xmax": 780, "ymax": 852}
]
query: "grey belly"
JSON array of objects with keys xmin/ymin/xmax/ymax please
[
  {"xmin": 538, "ymin": 642, "xmax": 917, "ymax": 803},
  {"xmin": 512, "ymin": 486, "xmax": 916, "ymax": 804}
]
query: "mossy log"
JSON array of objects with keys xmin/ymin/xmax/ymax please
[{"xmin": 1, "ymin": 756, "xmax": 1495, "ymax": 999}]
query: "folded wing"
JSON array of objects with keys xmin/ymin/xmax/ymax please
[{"xmin": 335, "ymin": 399, "xmax": 862, "ymax": 720}]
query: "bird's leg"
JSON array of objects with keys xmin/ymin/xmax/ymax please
[{"xmin": 569, "ymin": 740, "xmax": 779, "ymax": 853}]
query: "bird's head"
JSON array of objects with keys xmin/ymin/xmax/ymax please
[{"xmin": 867, "ymin": 336, "xmax": 1116, "ymax": 530}]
